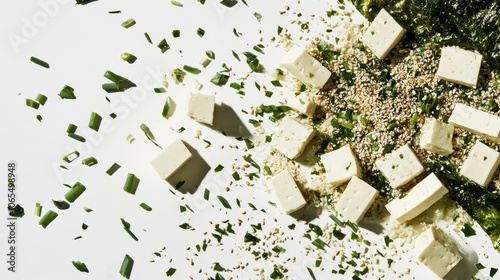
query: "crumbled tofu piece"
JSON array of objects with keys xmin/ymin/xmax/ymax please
[
  {"xmin": 335, "ymin": 176, "xmax": 379, "ymax": 224},
  {"xmin": 415, "ymin": 226, "xmax": 462, "ymax": 278},
  {"xmin": 320, "ymin": 144, "xmax": 361, "ymax": 186},
  {"xmin": 151, "ymin": 139, "xmax": 192, "ymax": 180},
  {"xmin": 448, "ymin": 103, "xmax": 500, "ymax": 143},
  {"xmin": 419, "ymin": 118, "xmax": 454, "ymax": 156},
  {"xmin": 270, "ymin": 169, "xmax": 307, "ymax": 214},
  {"xmin": 375, "ymin": 144, "xmax": 424, "ymax": 188},
  {"xmin": 186, "ymin": 92, "xmax": 215, "ymax": 125},
  {"xmin": 460, "ymin": 140, "xmax": 500, "ymax": 187},
  {"xmin": 288, "ymin": 95, "xmax": 317, "ymax": 118},
  {"xmin": 272, "ymin": 116, "xmax": 316, "ymax": 159},
  {"xmin": 385, "ymin": 173, "xmax": 449, "ymax": 223},
  {"xmin": 362, "ymin": 8, "xmax": 406, "ymax": 60},
  {"xmin": 436, "ymin": 46, "xmax": 482, "ymax": 87},
  {"xmin": 279, "ymin": 45, "xmax": 332, "ymax": 89}
]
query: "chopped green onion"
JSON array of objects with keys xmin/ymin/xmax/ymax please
[
  {"xmin": 183, "ymin": 65, "xmax": 201, "ymax": 74},
  {"xmin": 81, "ymin": 156, "xmax": 98, "ymax": 166},
  {"xmin": 52, "ymin": 199, "xmax": 70, "ymax": 210},
  {"xmin": 106, "ymin": 163, "xmax": 121, "ymax": 176},
  {"xmin": 214, "ymin": 164, "xmax": 224, "ymax": 172},
  {"xmin": 108, "ymin": 10, "xmax": 121, "ymax": 14},
  {"xmin": 220, "ymin": 0, "xmax": 238, "ymax": 7},
  {"xmin": 83, "ymin": 206, "xmax": 93, "ymax": 213},
  {"xmin": 82, "ymin": 223, "xmax": 88, "ymax": 230},
  {"xmin": 203, "ymin": 188, "xmax": 210, "ymax": 200},
  {"xmin": 144, "ymin": 32, "xmax": 153, "ymax": 44},
  {"xmin": 121, "ymin": 18, "xmax": 136, "ymax": 28},
  {"xmin": 312, "ymin": 238, "xmax": 329, "ymax": 250},
  {"xmin": 172, "ymin": 29, "xmax": 180, "ymax": 37},
  {"xmin": 123, "ymin": 173, "xmax": 140, "ymax": 195},
  {"xmin": 462, "ymin": 223, "xmax": 476, "ymax": 237},
  {"xmin": 26, "ymin": 99, "xmax": 40, "ymax": 109},
  {"xmin": 34, "ymin": 203, "xmax": 42, "ymax": 217},
  {"xmin": 206, "ymin": 50, "xmax": 215, "ymax": 60},
  {"xmin": 119, "ymin": 254, "xmax": 134, "ymax": 279},
  {"xmin": 217, "ymin": 195, "xmax": 232, "ymax": 209},
  {"xmin": 88, "ymin": 112, "xmax": 102, "ymax": 131},
  {"xmin": 72, "ymin": 261, "xmax": 89, "ymax": 273},
  {"xmin": 162, "ymin": 96, "xmax": 172, "ymax": 119},
  {"xmin": 200, "ymin": 58, "xmax": 211, "ymax": 68},
  {"xmin": 232, "ymin": 171, "xmax": 241, "ymax": 181},
  {"xmin": 102, "ymin": 83, "xmax": 119, "ymax": 92},
  {"xmin": 491, "ymin": 268, "xmax": 498, "ymax": 277},
  {"xmin": 66, "ymin": 124, "xmax": 77, "ymax": 134},
  {"xmin": 120, "ymin": 52, "xmax": 137, "ymax": 64},
  {"xmin": 254, "ymin": 12, "xmax": 262, "ymax": 22},
  {"xmin": 158, "ymin": 39, "xmax": 170, "ymax": 53},
  {"xmin": 410, "ymin": 113, "xmax": 419, "ymax": 127},
  {"xmin": 197, "ymin": 27, "xmax": 205, "ymax": 37},
  {"xmin": 104, "ymin": 70, "xmax": 131, "ymax": 86},
  {"xmin": 244, "ymin": 232, "xmax": 260, "ymax": 243},
  {"xmin": 171, "ymin": 0, "xmax": 183, "ymax": 6},
  {"xmin": 65, "ymin": 182, "xmax": 86, "ymax": 203},
  {"xmin": 36, "ymin": 114, "xmax": 43, "ymax": 122},
  {"xmin": 140, "ymin": 123, "xmax": 162, "ymax": 149},
  {"xmin": 30, "ymin": 56, "xmax": 50, "ymax": 68},
  {"xmin": 166, "ymin": 267, "xmax": 176, "ymax": 277},
  {"xmin": 210, "ymin": 72, "xmax": 229, "ymax": 86},
  {"xmin": 39, "ymin": 210, "xmax": 58, "ymax": 228},
  {"xmin": 126, "ymin": 134, "xmax": 135, "ymax": 143},
  {"xmin": 121, "ymin": 218, "xmax": 139, "ymax": 241},
  {"xmin": 333, "ymin": 230, "xmax": 346, "ymax": 240},
  {"xmin": 67, "ymin": 133, "xmax": 86, "ymax": 143},
  {"xmin": 172, "ymin": 68, "xmax": 185, "ymax": 83},
  {"xmin": 140, "ymin": 202, "xmax": 152, "ymax": 211},
  {"xmin": 154, "ymin": 87, "xmax": 166, "ymax": 93},
  {"xmin": 36, "ymin": 93, "xmax": 48, "ymax": 105}
]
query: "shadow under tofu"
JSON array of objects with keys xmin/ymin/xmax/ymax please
[
  {"xmin": 212, "ymin": 102, "xmax": 251, "ymax": 138},
  {"xmin": 294, "ymin": 135, "xmax": 321, "ymax": 167},
  {"xmin": 166, "ymin": 142, "xmax": 210, "ymax": 194},
  {"xmin": 443, "ymin": 237, "xmax": 479, "ymax": 280},
  {"xmin": 358, "ymin": 219, "xmax": 385, "ymax": 235},
  {"xmin": 289, "ymin": 202, "xmax": 322, "ymax": 223}
]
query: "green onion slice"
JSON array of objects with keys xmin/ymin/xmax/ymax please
[
  {"xmin": 39, "ymin": 210, "xmax": 58, "ymax": 228},
  {"xmin": 123, "ymin": 173, "xmax": 140, "ymax": 195}
]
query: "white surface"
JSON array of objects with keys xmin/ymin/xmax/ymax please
[
  {"xmin": 419, "ymin": 118, "xmax": 454, "ymax": 156},
  {"xmin": 270, "ymin": 169, "xmax": 306, "ymax": 215},
  {"xmin": 0, "ymin": 1, "xmax": 499, "ymax": 280},
  {"xmin": 279, "ymin": 45, "xmax": 331, "ymax": 89},
  {"xmin": 460, "ymin": 140, "xmax": 500, "ymax": 187},
  {"xmin": 150, "ymin": 138, "xmax": 192, "ymax": 180},
  {"xmin": 375, "ymin": 144, "xmax": 424, "ymax": 188},
  {"xmin": 362, "ymin": 8, "xmax": 406, "ymax": 59},
  {"xmin": 271, "ymin": 115, "xmax": 315, "ymax": 159},
  {"xmin": 449, "ymin": 103, "xmax": 500, "ymax": 143},
  {"xmin": 335, "ymin": 176, "xmax": 378, "ymax": 224},
  {"xmin": 436, "ymin": 46, "xmax": 482, "ymax": 87},
  {"xmin": 386, "ymin": 173, "xmax": 449, "ymax": 224},
  {"xmin": 320, "ymin": 144, "xmax": 361, "ymax": 187}
]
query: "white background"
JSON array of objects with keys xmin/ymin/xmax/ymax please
[{"xmin": 0, "ymin": 0, "xmax": 499, "ymax": 279}]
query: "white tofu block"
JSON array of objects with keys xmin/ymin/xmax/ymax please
[
  {"xmin": 150, "ymin": 139, "xmax": 193, "ymax": 180},
  {"xmin": 288, "ymin": 95, "xmax": 317, "ymax": 118},
  {"xmin": 280, "ymin": 45, "xmax": 332, "ymax": 89},
  {"xmin": 415, "ymin": 226, "xmax": 462, "ymax": 278},
  {"xmin": 320, "ymin": 144, "xmax": 361, "ymax": 186},
  {"xmin": 186, "ymin": 92, "xmax": 215, "ymax": 125},
  {"xmin": 362, "ymin": 8, "xmax": 406, "ymax": 60},
  {"xmin": 335, "ymin": 176, "xmax": 379, "ymax": 224},
  {"xmin": 460, "ymin": 140, "xmax": 500, "ymax": 187},
  {"xmin": 375, "ymin": 144, "xmax": 424, "ymax": 188},
  {"xmin": 436, "ymin": 46, "xmax": 482, "ymax": 87},
  {"xmin": 448, "ymin": 103, "xmax": 500, "ymax": 143},
  {"xmin": 385, "ymin": 173, "xmax": 449, "ymax": 223},
  {"xmin": 272, "ymin": 116, "xmax": 316, "ymax": 159},
  {"xmin": 419, "ymin": 118, "xmax": 454, "ymax": 156},
  {"xmin": 270, "ymin": 170, "xmax": 307, "ymax": 214}
]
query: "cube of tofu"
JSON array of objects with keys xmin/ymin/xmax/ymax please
[
  {"xmin": 270, "ymin": 169, "xmax": 307, "ymax": 214},
  {"xmin": 460, "ymin": 140, "xmax": 500, "ymax": 187},
  {"xmin": 335, "ymin": 176, "xmax": 379, "ymax": 224},
  {"xmin": 419, "ymin": 118, "xmax": 454, "ymax": 156},
  {"xmin": 186, "ymin": 92, "xmax": 215, "ymax": 125},
  {"xmin": 280, "ymin": 45, "xmax": 331, "ymax": 89},
  {"xmin": 415, "ymin": 226, "xmax": 462, "ymax": 278},
  {"xmin": 436, "ymin": 46, "xmax": 482, "ymax": 87},
  {"xmin": 375, "ymin": 144, "xmax": 424, "ymax": 188},
  {"xmin": 288, "ymin": 95, "xmax": 317, "ymax": 118},
  {"xmin": 385, "ymin": 173, "xmax": 449, "ymax": 223},
  {"xmin": 362, "ymin": 8, "xmax": 406, "ymax": 60},
  {"xmin": 151, "ymin": 139, "xmax": 193, "ymax": 180},
  {"xmin": 320, "ymin": 144, "xmax": 361, "ymax": 186},
  {"xmin": 272, "ymin": 116, "xmax": 316, "ymax": 159},
  {"xmin": 448, "ymin": 103, "xmax": 500, "ymax": 143}
]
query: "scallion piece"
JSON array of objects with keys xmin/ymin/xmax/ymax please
[
  {"xmin": 65, "ymin": 182, "xmax": 86, "ymax": 203},
  {"xmin": 72, "ymin": 261, "xmax": 89, "ymax": 273},
  {"xmin": 200, "ymin": 58, "xmax": 211, "ymax": 68},
  {"xmin": 123, "ymin": 173, "xmax": 140, "ymax": 195},
  {"xmin": 158, "ymin": 39, "xmax": 170, "ymax": 53},
  {"xmin": 140, "ymin": 202, "xmax": 152, "ymax": 211},
  {"xmin": 121, "ymin": 18, "xmax": 136, "ymax": 28},
  {"xmin": 120, "ymin": 52, "xmax": 137, "ymax": 64},
  {"xmin": 59, "ymin": 85, "xmax": 76, "ymax": 99},
  {"xmin": 82, "ymin": 156, "xmax": 98, "ymax": 166},
  {"xmin": 144, "ymin": 32, "xmax": 153, "ymax": 44},
  {"xmin": 205, "ymin": 50, "xmax": 215, "ymax": 59},
  {"xmin": 66, "ymin": 124, "xmax": 78, "ymax": 134},
  {"xmin": 120, "ymin": 218, "xmax": 139, "ymax": 241},
  {"xmin": 220, "ymin": 0, "xmax": 238, "ymax": 7},
  {"xmin": 88, "ymin": 112, "xmax": 102, "ymax": 131},
  {"xmin": 108, "ymin": 10, "xmax": 121, "ymax": 14},
  {"xmin": 171, "ymin": 0, "xmax": 183, "ymax": 6},
  {"xmin": 63, "ymin": 150, "xmax": 80, "ymax": 163},
  {"xmin": 30, "ymin": 56, "xmax": 50, "ymax": 68},
  {"xmin": 39, "ymin": 210, "xmax": 58, "ymax": 228},
  {"xmin": 210, "ymin": 72, "xmax": 229, "ymax": 86},
  {"xmin": 36, "ymin": 94, "xmax": 48, "ymax": 105},
  {"xmin": 203, "ymin": 188, "xmax": 210, "ymax": 200},
  {"xmin": 140, "ymin": 123, "xmax": 162, "ymax": 149},
  {"xmin": 53, "ymin": 199, "xmax": 70, "ymax": 210},
  {"xmin": 162, "ymin": 96, "xmax": 172, "ymax": 119},
  {"xmin": 36, "ymin": 115, "xmax": 43, "ymax": 122},
  {"xmin": 244, "ymin": 232, "xmax": 260, "ymax": 243},
  {"xmin": 197, "ymin": 27, "xmax": 205, "ymax": 37},
  {"xmin": 166, "ymin": 267, "xmax": 176, "ymax": 277},
  {"xmin": 102, "ymin": 83, "xmax": 119, "ymax": 92},
  {"xmin": 172, "ymin": 29, "xmax": 180, "ymax": 37},
  {"xmin": 214, "ymin": 164, "xmax": 224, "ymax": 172},
  {"xmin": 119, "ymin": 254, "xmax": 134, "ymax": 279},
  {"xmin": 106, "ymin": 163, "xmax": 121, "ymax": 176},
  {"xmin": 126, "ymin": 134, "xmax": 135, "ymax": 143},
  {"xmin": 34, "ymin": 203, "xmax": 42, "ymax": 217},
  {"xmin": 26, "ymin": 99, "xmax": 40, "ymax": 109},
  {"xmin": 68, "ymin": 133, "xmax": 86, "ymax": 143},
  {"xmin": 183, "ymin": 65, "xmax": 201, "ymax": 74},
  {"xmin": 104, "ymin": 70, "xmax": 129, "ymax": 85},
  {"xmin": 217, "ymin": 195, "xmax": 232, "ymax": 209}
]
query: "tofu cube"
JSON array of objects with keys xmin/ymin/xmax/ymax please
[
  {"xmin": 419, "ymin": 118, "xmax": 454, "ymax": 156},
  {"xmin": 151, "ymin": 139, "xmax": 193, "ymax": 180},
  {"xmin": 375, "ymin": 144, "xmax": 424, "ymax": 188},
  {"xmin": 436, "ymin": 46, "xmax": 482, "ymax": 87},
  {"xmin": 415, "ymin": 226, "xmax": 462, "ymax": 278},
  {"xmin": 448, "ymin": 103, "xmax": 500, "ymax": 143},
  {"xmin": 385, "ymin": 173, "xmax": 449, "ymax": 223},
  {"xmin": 288, "ymin": 95, "xmax": 317, "ymax": 118},
  {"xmin": 186, "ymin": 92, "xmax": 215, "ymax": 125},
  {"xmin": 460, "ymin": 140, "xmax": 500, "ymax": 187},
  {"xmin": 280, "ymin": 45, "xmax": 332, "ymax": 89},
  {"xmin": 335, "ymin": 176, "xmax": 379, "ymax": 224},
  {"xmin": 362, "ymin": 8, "xmax": 406, "ymax": 60},
  {"xmin": 272, "ymin": 116, "xmax": 316, "ymax": 159},
  {"xmin": 320, "ymin": 144, "xmax": 361, "ymax": 186},
  {"xmin": 270, "ymin": 169, "xmax": 307, "ymax": 214}
]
